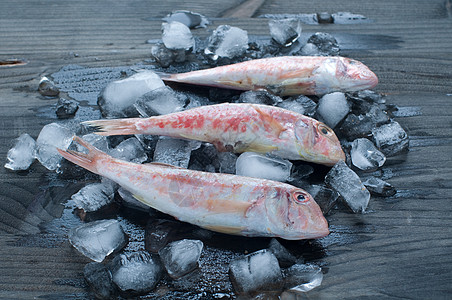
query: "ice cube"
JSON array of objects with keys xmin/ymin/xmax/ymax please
[
  {"xmin": 268, "ymin": 18, "xmax": 302, "ymax": 46},
  {"xmin": 268, "ymin": 239, "xmax": 296, "ymax": 268},
  {"xmin": 300, "ymin": 42, "xmax": 321, "ymax": 56},
  {"xmin": 158, "ymin": 239, "xmax": 203, "ymax": 278},
  {"xmin": 38, "ymin": 76, "xmax": 59, "ymax": 97},
  {"xmin": 145, "ymin": 219, "xmax": 193, "ymax": 253},
  {"xmin": 4, "ymin": 133, "xmax": 36, "ymax": 171},
  {"xmin": 362, "ymin": 177, "xmax": 396, "ymax": 197},
  {"xmin": 163, "ymin": 10, "xmax": 209, "ymax": 29},
  {"xmin": 150, "ymin": 43, "xmax": 174, "ymax": 68},
  {"xmin": 162, "ymin": 21, "xmax": 195, "ymax": 51},
  {"xmin": 332, "ymin": 12, "xmax": 368, "ymax": 24},
  {"xmin": 317, "ymin": 12, "xmax": 333, "ymax": 24},
  {"xmin": 350, "ymin": 138, "xmax": 386, "ymax": 170},
  {"xmin": 229, "ymin": 249, "xmax": 283, "ymax": 294},
  {"xmin": 218, "ymin": 152, "xmax": 237, "ymax": 174},
  {"xmin": 316, "ymin": 92, "xmax": 350, "ymax": 128},
  {"xmin": 97, "ymin": 71, "xmax": 165, "ymax": 118},
  {"xmin": 236, "ymin": 152, "xmax": 293, "ymax": 182},
  {"xmin": 109, "ymin": 137, "xmax": 148, "ymax": 164},
  {"xmin": 304, "ymin": 184, "xmax": 339, "ymax": 215},
  {"xmin": 153, "ymin": 137, "xmax": 200, "ymax": 168},
  {"xmin": 55, "ymin": 98, "xmax": 79, "ymax": 119},
  {"xmin": 134, "ymin": 86, "xmax": 187, "ymax": 117},
  {"xmin": 339, "ymin": 106, "xmax": 390, "ymax": 141},
  {"xmin": 36, "ymin": 123, "xmax": 74, "ymax": 170},
  {"xmin": 79, "ymin": 133, "xmax": 109, "ymax": 153},
  {"xmin": 84, "ymin": 262, "xmax": 116, "ymax": 299},
  {"xmin": 109, "ymin": 251, "xmax": 163, "ymax": 294},
  {"xmin": 189, "ymin": 143, "xmax": 220, "ymax": 172},
  {"xmin": 237, "ymin": 90, "xmax": 282, "ymax": 106},
  {"xmin": 325, "ymin": 161, "xmax": 370, "ymax": 213},
  {"xmin": 284, "ymin": 263, "xmax": 323, "ymax": 293},
  {"xmin": 307, "ymin": 32, "xmax": 340, "ymax": 56},
  {"xmin": 371, "ymin": 121, "xmax": 409, "ymax": 157},
  {"xmin": 204, "ymin": 25, "xmax": 249, "ymax": 60},
  {"xmin": 277, "ymin": 95, "xmax": 317, "ymax": 117},
  {"xmin": 68, "ymin": 219, "xmax": 127, "ymax": 262},
  {"xmin": 71, "ymin": 182, "xmax": 117, "ymax": 213}
]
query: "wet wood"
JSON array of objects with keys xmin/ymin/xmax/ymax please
[{"xmin": 0, "ymin": 0, "xmax": 451, "ymax": 299}]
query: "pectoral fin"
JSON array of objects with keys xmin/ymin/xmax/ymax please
[
  {"xmin": 252, "ymin": 105, "xmax": 287, "ymax": 137},
  {"xmin": 202, "ymin": 224, "xmax": 245, "ymax": 235}
]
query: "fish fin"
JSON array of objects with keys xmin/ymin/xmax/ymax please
[
  {"xmin": 82, "ymin": 118, "xmax": 142, "ymax": 136},
  {"xmin": 251, "ymin": 105, "xmax": 287, "ymax": 137},
  {"xmin": 57, "ymin": 136, "xmax": 106, "ymax": 175},
  {"xmin": 278, "ymin": 68, "xmax": 314, "ymax": 81},
  {"xmin": 243, "ymin": 143, "xmax": 278, "ymax": 153},
  {"xmin": 202, "ymin": 224, "xmax": 244, "ymax": 235},
  {"xmin": 132, "ymin": 194, "xmax": 146, "ymax": 204},
  {"xmin": 146, "ymin": 162, "xmax": 183, "ymax": 169},
  {"xmin": 214, "ymin": 79, "xmax": 249, "ymax": 90}
]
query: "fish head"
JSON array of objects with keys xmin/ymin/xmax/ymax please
[
  {"xmin": 265, "ymin": 187, "xmax": 329, "ymax": 240},
  {"xmin": 294, "ymin": 118, "xmax": 345, "ymax": 166},
  {"xmin": 335, "ymin": 57, "xmax": 378, "ymax": 92},
  {"xmin": 313, "ymin": 57, "xmax": 378, "ymax": 94}
]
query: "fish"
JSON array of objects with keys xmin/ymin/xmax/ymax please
[
  {"xmin": 159, "ymin": 56, "xmax": 378, "ymax": 96},
  {"xmin": 83, "ymin": 103, "xmax": 345, "ymax": 166},
  {"xmin": 58, "ymin": 136, "xmax": 329, "ymax": 240}
]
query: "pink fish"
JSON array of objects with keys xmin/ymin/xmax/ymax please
[
  {"xmin": 84, "ymin": 103, "xmax": 345, "ymax": 166},
  {"xmin": 160, "ymin": 56, "xmax": 378, "ymax": 96},
  {"xmin": 58, "ymin": 137, "xmax": 329, "ymax": 240}
]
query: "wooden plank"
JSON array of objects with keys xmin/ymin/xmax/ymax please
[{"xmin": 0, "ymin": 0, "xmax": 451, "ymax": 298}]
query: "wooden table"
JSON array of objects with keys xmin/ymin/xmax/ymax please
[{"xmin": 1, "ymin": 0, "xmax": 451, "ymax": 298}]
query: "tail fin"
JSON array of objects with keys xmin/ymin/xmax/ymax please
[
  {"xmin": 82, "ymin": 118, "xmax": 142, "ymax": 136},
  {"xmin": 57, "ymin": 136, "xmax": 106, "ymax": 175}
]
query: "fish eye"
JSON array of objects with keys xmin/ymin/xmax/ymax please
[
  {"xmin": 294, "ymin": 192, "xmax": 309, "ymax": 204},
  {"xmin": 319, "ymin": 124, "xmax": 331, "ymax": 136}
]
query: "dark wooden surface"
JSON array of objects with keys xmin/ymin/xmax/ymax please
[{"xmin": 1, "ymin": 0, "xmax": 451, "ymax": 299}]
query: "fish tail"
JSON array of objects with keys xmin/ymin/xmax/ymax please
[
  {"xmin": 82, "ymin": 118, "xmax": 142, "ymax": 136},
  {"xmin": 57, "ymin": 136, "xmax": 106, "ymax": 174}
]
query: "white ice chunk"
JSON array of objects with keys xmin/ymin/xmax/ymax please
[
  {"xmin": 325, "ymin": 161, "xmax": 370, "ymax": 213},
  {"xmin": 4, "ymin": 133, "xmax": 36, "ymax": 170},
  {"xmin": 109, "ymin": 251, "xmax": 163, "ymax": 294},
  {"xmin": 68, "ymin": 219, "xmax": 127, "ymax": 262},
  {"xmin": 204, "ymin": 25, "xmax": 248, "ymax": 59},
  {"xmin": 350, "ymin": 138, "xmax": 386, "ymax": 170},
  {"xmin": 134, "ymin": 86, "xmax": 187, "ymax": 117},
  {"xmin": 162, "ymin": 21, "xmax": 195, "ymax": 50},
  {"xmin": 36, "ymin": 123, "xmax": 74, "ymax": 170},
  {"xmin": 109, "ymin": 137, "xmax": 148, "ymax": 164},
  {"xmin": 236, "ymin": 152, "xmax": 292, "ymax": 182},
  {"xmin": 268, "ymin": 18, "xmax": 302, "ymax": 46},
  {"xmin": 162, "ymin": 10, "xmax": 209, "ymax": 29},
  {"xmin": 158, "ymin": 239, "xmax": 203, "ymax": 278},
  {"xmin": 284, "ymin": 263, "xmax": 323, "ymax": 293},
  {"xmin": 372, "ymin": 121, "xmax": 409, "ymax": 157},
  {"xmin": 317, "ymin": 92, "xmax": 350, "ymax": 128},
  {"xmin": 79, "ymin": 133, "xmax": 109, "ymax": 153},
  {"xmin": 153, "ymin": 137, "xmax": 200, "ymax": 168},
  {"xmin": 99, "ymin": 71, "xmax": 165, "ymax": 117},
  {"xmin": 71, "ymin": 182, "xmax": 117, "ymax": 212},
  {"xmin": 229, "ymin": 249, "xmax": 283, "ymax": 294}
]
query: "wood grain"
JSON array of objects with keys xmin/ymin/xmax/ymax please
[{"xmin": 0, "ymin": 0, "xmax": 451, "ymax": 298}]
